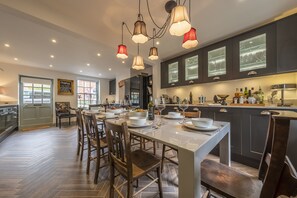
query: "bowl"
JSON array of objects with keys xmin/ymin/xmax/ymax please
[
  {"xmin": 129, "ymin": 117, "xmax": 147, "ymax": 126},
  {"xmin": 168, "ymin": 112, "xmax": 181, "ymax": 117},
  {"xmin": 191, "ymin": 118, "xmax": 213, "ymax": 128}
]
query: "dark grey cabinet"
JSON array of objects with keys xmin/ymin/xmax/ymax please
[
  {"xmin": 276, "ymin": 13, "xmax": 297, "ymax": 73},
  {"xmin": 109, "ymin": 79, "xmax": 116, "ymax": 95},
  {"xmin": 0, "ymin": 105, "xmax": 18, "ymax": 143},
  {"xmin": 202, "ymin": 39, "xmax": 233, "ymax": 82},
  {"xmin": 232, "ymin": 23, "xmax": 277, "ymax": 78},
  {"xmin": 161, "ymin": 58, "xmax": 182, "ymax": 88}
]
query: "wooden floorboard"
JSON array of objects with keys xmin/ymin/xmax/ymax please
[{"xmin": 0, "ymin": 125, "xmax": 257, "ymax": 198}]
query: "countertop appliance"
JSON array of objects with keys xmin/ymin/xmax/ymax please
[
  {"xmin": 271, "ymin": 83, "xmax": 296, "ymax": 106},
  {"xmin": 214, "ymin": 94, "xmax": 229, "ymax": 105}
]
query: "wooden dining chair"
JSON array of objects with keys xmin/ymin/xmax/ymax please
[
  {"xmin": 161, "ymin": 110, "xmax": 201, "ymax": 172},
  {"xmin": 55, "ymin": 102, "xmax": 76, "ymax": 128},
  {"xmin": 83, "ymin": 113, "xmax": 109, "ymax": 184},
  {"xmin": 75, "ymin": 109, "xmax": 87, "ymax": 161},
  {"xmin": 105, "ymin": 121, "xmax": 163, "ymax": 198},
  {"xmin": 201, "ymin": 110, "xmax": 297, "ymax": 198}
]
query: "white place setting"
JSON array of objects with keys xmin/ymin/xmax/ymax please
[
  {"xmin": 183, "ymin": 118, "xmax": 219, "ymax": 132},
  {"xmin": 163, "ymin": 112, "xmax": 185, "ymax": 119}
]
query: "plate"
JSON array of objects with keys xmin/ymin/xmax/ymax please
[
  {"xmin": 163, "ymin": 115, "xmax": 185, "ymax": 120},
  {"xmin": 183, "ymin": 122, "xmax": 219, "ymax": 131},
  {"xmin": 126, "ymin": 120, "xmax": 153, "ymax": 128}
]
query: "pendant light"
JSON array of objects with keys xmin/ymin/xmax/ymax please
[
  {"xmin": 132, "ymin": 44, "xmax": 145, "ymax": 70},
  {"xmin": 148, "ymin": 28, "xmax": 159, "ymax": 60},
  {"xmin": 116, "ymin": 22, "xmax": 128, "ymax": 59},
  {"xmin": 169, "ymin": 0, "xmax": 191, "ymax": 36},
  {"xmin": 182, "ymin": 0, "xmax": 198, "ymax": 49},
  {"xmin": 132, "ymin": 0, "xmax": 148, "ymax": 44}
]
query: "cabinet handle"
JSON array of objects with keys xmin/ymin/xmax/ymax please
[
  {"xmin": 189, "ymin": 80, "xmax": 194, "ymax": 84},
  {"xmin": 171, "ymin": 83, "xmax": 175, "ymax": 86},
  {"xmin": 219, "ymin": 108, "xmax": 228, "ymax": 113},
  {"xmin": 193, "ymin": 107, "xmax": 199, "ymax": 111},
  {"xmin": 248, "ymin": 71, "xmax": 257, "ymax": 76},
  {"xmin": 261, "ymin": 111, "xmax": 270, "ymax": 115},
  {"xmin": 213, "ymin": 76, "xmax": 220, "ymax": 80}
]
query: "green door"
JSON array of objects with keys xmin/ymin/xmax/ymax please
[{"xmin": 19, "ymin": 76, "xmax": 53, "ymax": 130}]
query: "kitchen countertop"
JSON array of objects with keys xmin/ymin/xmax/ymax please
[{"xmin": 165, "ymin": 103, "xmax": 297, "ymax": 110}]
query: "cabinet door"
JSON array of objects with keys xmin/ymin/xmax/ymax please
[
  {"xmin": 277, "ymin": 14, "xmax": 297, "ymax": 73},
  {"xmin": 181, "ymin": 50, "xmax": 203, "ymax": 85},
  {"xmin": 233, "ymin": 23, "xmax": 276, "ymax": 78},
  {"xmin": 214, "ymin": 108, "xmax": 242, "ymax": 155},
  {"xmin": 161, "ymin": 58, "xmax": 182, "ymax": 88},
  {"xmin": 242, "ymin": 109, "xmax": 270, "ymax": 161},
  {"xmin": 109, "ymin": 79, "xmax": 116, "ymax": 95},
  {"xmin": 203, "ymin": 39, "xmax": 232, "ymax": 82}
]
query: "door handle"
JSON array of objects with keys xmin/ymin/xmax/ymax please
[
  {"xmin": 248, "ymin": 71, "xmax": 257, "ymax": 76},
  {"xmin": 213, "ymin": 76, "xmax": 220, "ymax": 80},
  {"xmin": 260, "ymin": 111, "xmax": 270, "ymax": 115},
  {"xmin": 219, "ymin": 108, "xmax": 228, "ymax": 113}
]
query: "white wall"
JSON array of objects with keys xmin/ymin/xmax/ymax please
[{"xmin": 0, "ymin": 62, "xmax": 110, "ymax": 107}]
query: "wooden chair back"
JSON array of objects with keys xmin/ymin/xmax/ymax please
[
  {"xmin": 105, "ymin": 121, "xmax": 132, "ymax": 179},
  {"xmin": 83, "ymin": 113, "xmax": 104, "ymax": 148},
  {"xmin": 258, "ymin": 110, "xmax": 297, "ymax": 197},
  {"xmin": 184, "ymin": 111, "xmax": 201, "ymax": 118},
  {"xmin": 76, "ymin": 109, "xmax": 84, "ymax": 134}
]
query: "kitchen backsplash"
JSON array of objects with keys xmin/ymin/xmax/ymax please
[{"xmin": 163, "ymin": 72, "xmax": 297, "ymax": 105}]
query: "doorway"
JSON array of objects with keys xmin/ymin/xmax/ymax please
[{"xmin": 19, "ymin": 76, "xmax": 53, "ymax": 130}]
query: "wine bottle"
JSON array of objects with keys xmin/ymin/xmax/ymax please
[
  {"xmin": 148, "ymin": 96, "xmax": 155, "ymax": 120},
  {"xmin": 189, "ymin": 92, "xmax": 193, "ymax": 104}
]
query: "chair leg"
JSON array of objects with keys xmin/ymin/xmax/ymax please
[
  {"xmin": 94, "ymin": 149, "xmax": 100, "ymax": 184},
  {"xmin": 80, "ymin": 138, "xmax": 84, "ymax": 161},
  {"xmin": 127, "ymin": 179, "xmax": 133, "ymax": 198},
  {"xmin": 161, "ymin": 144, "xmax": 166, "ymax": 173},
  {"xmin": 86, "ymin": 144, "xmax": 91, "ymax": 175},
  {"xmin": 157, "ymin": 167, "xmax": 163, "ymax": 198},
  {"xmin": 109, "ymin": 163, "xmax": 115, "ymax": 198},
  {"xmin": 56, "ymin": 117, "xmax": 58, "ymax": 127},
  {"xmin": 77, "ymin": 129, "xmax": 81, "ymax": 156},
  {"xmin": 59, "ymin": 117, "xmax": 62, "ymax": 129},
  {"xmin": 69, "ymin": 117, "xmax": 71, "ymax": 126},
  {"xmin": 153, "ymin": 141, "xmax": 156, "ymax": 155}
]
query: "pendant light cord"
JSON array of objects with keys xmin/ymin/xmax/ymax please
[
  {"xmin": 121, "ymin": 22, "xmax": 124, "ymax": 44},
  {"xmin": 137, "ymin": 44, "xmax": 140, "ymax": 55},
  {"xmin": 189, "ymin": 0, "xmax": 191, "ymax": 21}
]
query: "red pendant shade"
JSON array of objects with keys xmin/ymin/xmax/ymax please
[
  {"xmin": 116, "ymin": 44, "xmax": 128, "ymax": 59},
  {"xmin": 182, "ymin": 27, "xmax": 198, "ymax": 49}
]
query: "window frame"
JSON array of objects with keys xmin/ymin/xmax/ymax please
[{"xmin": 77, "ymin": 79, "xmax": 99, "ymax": 109}]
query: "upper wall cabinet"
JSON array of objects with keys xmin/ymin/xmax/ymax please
[
  {"xmin": 276, "ymin": 14, "xmax": 297, "ymax": 73},
  {"xmin": 161, "ymin": 58, "xmax": 182, "ymax": 88},
  {"xmin": 203, "ymin": 39, "xmax": 233, "ymax": 82},
  {"xmin": 181, "ymin": 50, "xmax": 203, "ymax": 85},
  {"xmin": 232, "ymin": 23, "xmax": 276, "ymax": 78}
]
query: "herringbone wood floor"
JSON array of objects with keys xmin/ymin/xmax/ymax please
[{"xmin": 0, "ymin": 125, "xmax": 257, "ymax": 198}]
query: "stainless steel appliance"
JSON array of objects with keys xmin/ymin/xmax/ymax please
[{"xmin": 271, "ymin": 83, "xmax": 296, "ymax": 106}]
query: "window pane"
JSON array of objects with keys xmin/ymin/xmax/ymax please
[{"xmin": 77, "ymin": 80, "xmax": 98, "ymax": 109}]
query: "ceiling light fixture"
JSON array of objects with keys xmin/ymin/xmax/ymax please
[
  {"xmin": 87, "ymin": 63, "xmax": 90, "ymax": 66},
  {"xmin": 132, "ymin": 44, "xmax": 145, "ymax": 70},
  {"xmin": 51, "ymin": 39, "xmax": 57, "ymax": 43},
  {"xmin": 79, "ymin": 70, "xmax": 83, "ymax": 73},
  {"xmin": 97, "ymin": 53, "xmax": 101, "ymax": 56},
  {"xmin": 4, "ymin": 43, "xmax": 10, "ymax": 47},
  {"xmin": 50, "ymin": 55, "xmax": 54, "ymax": 58},
  {"xmin": 116, "ymin": 0, "xmax": 198, "ymax": 68},
  {"xmin": 49, "ymin": 64, "xmax": 53, "ymax": 67},
  {"xmin": 14, "ymin": 58, "xmax": 18, "ymax": 61},
  {"xmin": 109, "ymin": 68, "xmax": 112, "ymax": 71},
  {"xmin": 117, "ymin": 22, "xmax": 128, "ymax": 59},
  {"xmin": 148, "ymin": 28, "xmax": 158, "ymax": 60},
  {"xmin": 182, "ymin": 0, "xmax": 198, "ymax": 49}
]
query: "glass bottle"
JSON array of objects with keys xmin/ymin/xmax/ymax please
[
  {"xmin": 189, "ymin": 92, "xmax": 193, "ymax": 104},
  {"xmin": 148, "ymin": 96, "xmax": 155, "ymax": 120}
]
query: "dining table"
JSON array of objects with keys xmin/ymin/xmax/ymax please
[{"xmin": 105, "ymin": 116, "xmax": 231, "ymax": 198}]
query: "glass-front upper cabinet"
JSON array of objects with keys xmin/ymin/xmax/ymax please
[
  {"xmin": 203, "ymin": 39, "xmax": 232, "ymax": 82},
  {"xmin": 161, "ymin": 58, "xmax": 182, "ymax": 88},
  {"xmin": 233, "ymin": 23, "xmax": 276, "ymax": 78},
  {"xmin": 181, "ymin": 50, "xmax": 203, "ymax": 85}
]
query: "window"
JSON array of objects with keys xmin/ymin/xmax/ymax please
[
  {"xmin": 77, "ymin": 80, "xmax": 98, "ymax": 108},
  {"xmin": 22, "ymin": 83, "xmax": 52, "ymax": 104}
]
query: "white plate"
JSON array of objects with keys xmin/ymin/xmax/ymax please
[
  {"xmin": 164, "ymin": 115, "xmax": 185, "ymax": 120},
  {"xmin": 126, "ymin": 120, "xmax": 153, "ymax": 128},
  {"xmin": 96, "ymin": 115, "xmax": 118, "ymax": 119},
  {"xmin": 183, "ymin": 122, "xmax": 219, "ymax": 131}
]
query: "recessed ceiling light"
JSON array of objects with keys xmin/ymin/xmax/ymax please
[
  {"xmin": 108, "ymin": 68, "xmax": 112, "ymax": 71},
  {"xmin": 122, "ymin": 61, "xmax": 125, "ymax": 64},
  {"xmin": 86, "ymin": 63, "xmax": 90, "ymax": 66},
  {"xmin": 98, "ymin": 73, "xmax": 102, "ymax": 76},
  {"xmin": 156, "ymin": 41, "xmax": 160, "ymax": 45},
  {"xmin": 49, "ymin": 64, "xmax": 53, "ymax": 67},
  {"xmin": 51, "ymin": 39, "xmax": 57, "ymax": 43},
  {"xmin": 50, "ymin": 55, "xmax": 55, "ymax": 58},
  {"xmin": 79, "ymin": 70, "xmax": 83, "ymax": 73},
  {"xmin": 4, "ymin": 43, "xmax": 10, "ymax": 47},
  {"xmin": 14, "ymin": 57, "xmax": 18, "ymax": 61},
  {"xmin": 97, "ymin": 53, "xmax": 101, "ymax": 56}
]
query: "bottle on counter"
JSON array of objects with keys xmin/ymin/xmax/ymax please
[
  {"xmin": 259, "ymin": 86, "xmax": 264, "ymax": 104},
  {"xmin": 233, "ymin": 88, "xmax": 239, "ymax": 104},
  {"xmin": 244, "ymin": 87, "xmax": 248, "ymax": 103},
  {"xmin": 189, "ymin": 92, "xmax": 193, "ymax": 104},
  {"xmin": 148, "ymin": 96, "xmax": 155, "ymax": 120}
]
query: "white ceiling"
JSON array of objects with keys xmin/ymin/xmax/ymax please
[{"xmin": 0, "ymin": 0, "xmax": 296, "ymax": 79}]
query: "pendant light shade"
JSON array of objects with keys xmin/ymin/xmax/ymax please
[
  {"xmin": 132, "ymin": 55, "xmax": 145, "ymax": 70},
  {"xmin": 169, "ymin": 5, "xmax": 191, "ymax": 36},
  {"xmin": 148, "ymin": 47, "xmax": 159, "ymax": 60},
  {"xmin": 182, "ymin": 27, "xmax": 198, "ymax": 49},
  {"xmin": 116, "ymin": 44, "xmax": 128, "ymax": 59},
  {"xmin": 132, "ymin": 20, "xmax": 148, "ymax": 44}
]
